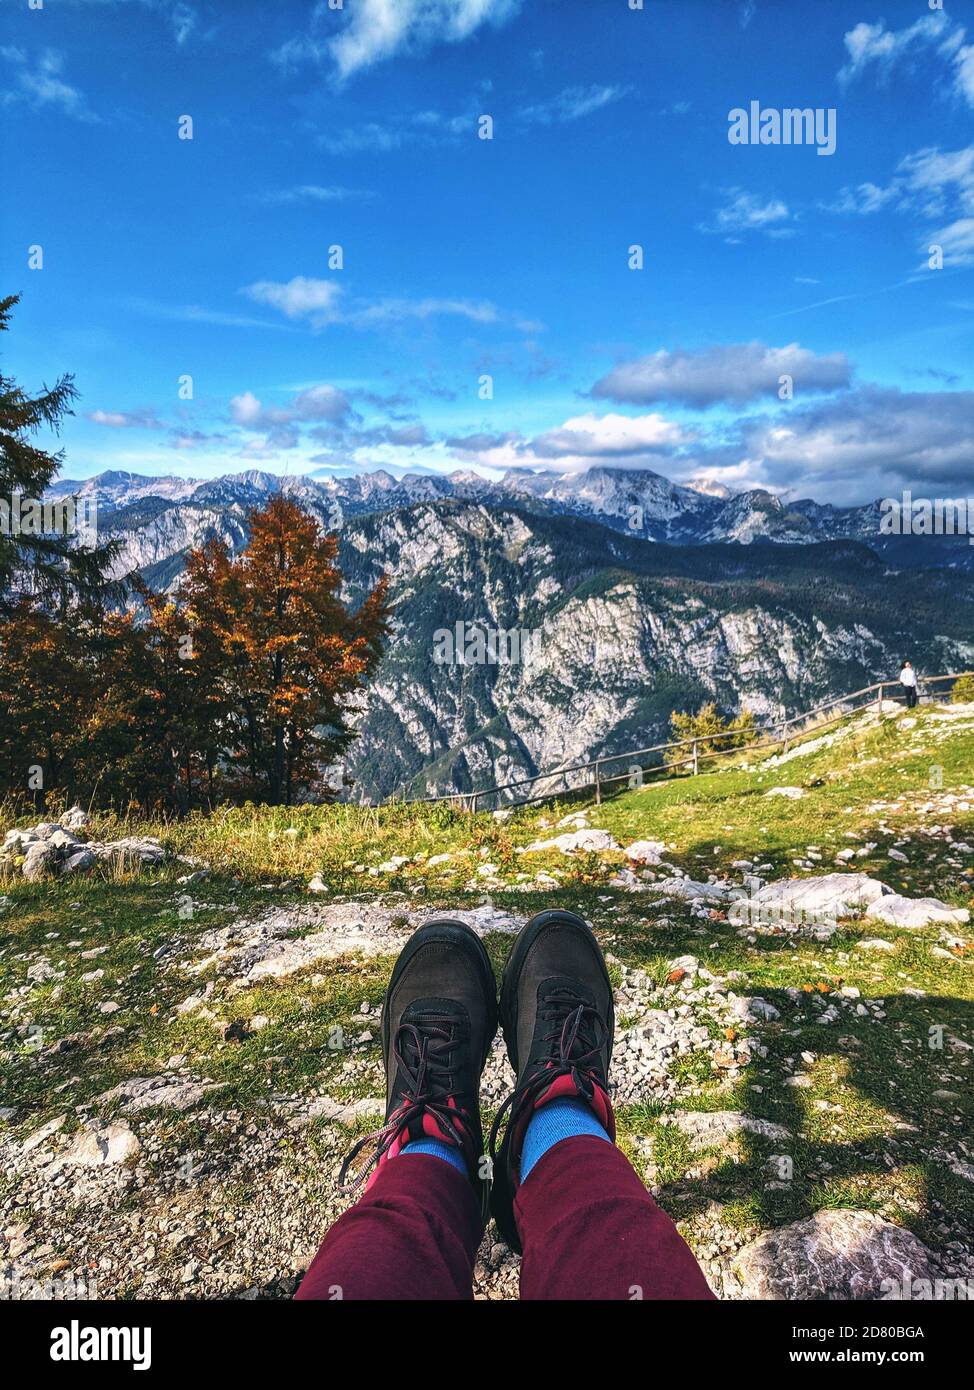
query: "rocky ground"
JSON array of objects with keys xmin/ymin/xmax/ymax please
[{"xmin": 2, "ymin": 703, "xmax": 973, "ymax": 1300}]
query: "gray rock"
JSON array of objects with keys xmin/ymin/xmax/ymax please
[
  {"xmin": 46, "ymin": 829, "xmax": 80, "ymax": 851},
  {"xmin": 301, "ymin": 1095, "xmax": 385, "ymax": 1126},
  {"xmin": 22, "ymin": 842, "xmax": 56, "ymax": 881},
  {"xmin": 51, "ymin": 1121, "xmax": 141, "ymax": 1168},
  {"xmin": 524, "ymin": 829, "xmax": 620, "ymax": 854},
  {"xmin": 21, "ymin": 1114, "xmax": 67, "ymax": 1153},
  {"xmin": 654, "ymin": 876, "xmax": 729, "ymax": 902},
  {"xmin": 661, "ymin": 1110, "xmax": 790, "ymax": 1150},
  {"xmin": 92, "ymin": 1075, "xmax": 219, "ymax": 1114},
  {"xmin": 32, "ymin": 823, "xmax": 63, "ymax": 840},
  {"xmin": 731, "ymin": 1209, "xmax": 938, "ymax": 1300},
  {"xmin": 95, "ymin": 836, "xmax": 164, "ymax": 867},
  {"xmin": 730, "ymin": 873, "xmax": 890, "ymax": 926},
  {"xmin": 3, "ymin": 828, "xmax": 40, "ymax": 850},
  {"xmin": 625, "ymin": 839, "xmax": 666, "ymax": 865},
  {"xmin": 62, "ymin": 847, "xmax": 98, "ymax": 874},
  {"xmin": 865, "ymin": 894, "xmax": 969, "ymax": 929},
  {"xmin": 176, "ymin": 869, "xmax": 210, "ymax": 886},
  {"xmin": 731, "ymin": 996, "xmax": 781, "ymax": 1022},
  {"xmin": 190, "ymin": 902, "xmax": 521, "ymax": 983}
]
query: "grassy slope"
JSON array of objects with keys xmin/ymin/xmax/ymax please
[{"xmin": 2, "ymin": 701, "xmax": 972, "ymax": 1279}]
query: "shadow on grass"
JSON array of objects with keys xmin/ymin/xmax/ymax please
[{"xmin": 650, "ymin": 985, "xmax": 974, "ymax": 1252}]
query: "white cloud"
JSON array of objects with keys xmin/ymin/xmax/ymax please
[
  {"xmin": 825, "ymin": 143, "xmax": 974, "ymax": 265},
  {"xmin": 275, "ymin": 0, "xmax": 523, "ymax": 81},
  {"xmin": 926, "ymin": 216, "xmax": 974, "ymax": 267},
  {"xmin": 591, "ymin": 343, "xmax": 852, "ymax": 408},
  {"xmin": 230, "ymin": 384, "xmax": 353, "ymax": 431},
  {"xmin": 127, "ymin": 297, "xmax": 293, "ymax": 331},
  {"xmin": 347, "ymin": 297, "xmax": 499, "ymax": 328},
  {"xmin": 168, "ymin": 2, "xmax": 196, "ymax": 45},
  {"xmin": 257, "ymin": 185, "xmax": 375, "ymax": 204},
  {"xmin": 957, "ymin": 42, "xmax": 974, "ymax": 104},
  {"xmin": 444, "ymin": 409, "xmax": 694, "ymax": 476},
  {"xmin": 517, "ymin": 84, "xmax": 631, "ymax": 127},
  {"xmin": 228, "ymin": 391, "xmax": 263, "ymax": 428},
  {"xmin": 1, "ymin": 47, "xmax": 96, "ymax": 122},
  {"xmin": 239, "ymin": 276, "xmax": 505, "ymax": 332},
  {"xmin": 318, "ymin": 122, "xmax": 406, "ymax": 155},
  {"xmin": 88, "ymin": 408, "xmax": 161, "ymax": 428},
  {"xmin": 530, "ymin": 412, "xmax": 693, "ymax": 459},
  {"xmin": 51, "ymin": 2, "xmax": 201, "ymax": 47},
  {"xmin": 736, "ymin": 387, "xmax": 974, "ymax": 495},
  {"xmin": 704, "ymin": 188, "xmax": 793, "ymax": 237},
  {"xmin": 828, "ymin": 145, "xmax": 974, "ymax": 220},
  {"xmin": 839, "ymin": 13, "xmax": 949, "ymax": 83},
  {"xmin": 824, "ymin": 181, "xmax": 898, "ymax": 215},
  {"xmin": 838, "ymin": 12, "xmax": 974, "ymax": 108},
  {"xmin": 241, "ymin": 277, "xmax": 344, "ymax": 326},
  {"xmin": 898, "ymin": 145, "xmax": 974, "ymax": 215},
  {"xmin": 316, "ymin": 105, "xmax": 485, "ymax": 155}
]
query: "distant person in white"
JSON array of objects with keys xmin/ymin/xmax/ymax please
[{"xmin": 899, "ymin": 661, "xmax": 918, "ymax": 709}]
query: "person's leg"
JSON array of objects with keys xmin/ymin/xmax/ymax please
[
  {"xmin": 514, "ymin": 1135, "xmax": 715, "ymax": 1300},
  {"xmin": 296, "ymin": 918, "xmax": 497, "ymax": 1301},
  {"xmin": 489, "ymin": 909, "xmax": 715, "ymax": 1302},
  {"xmin": 295, "ymin": 1150, "xmax": 482, "ymax": 1300}
]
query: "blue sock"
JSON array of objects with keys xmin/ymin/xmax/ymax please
[
  {"xmin": 520, "ymin": 1097, "xmax": 611, "ymax": 1179},
  {"xmin": 400, "ymin": 1137, "xmax": 468, "ymax": 1175}
]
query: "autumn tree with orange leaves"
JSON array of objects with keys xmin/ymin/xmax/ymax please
[
  {"xmin": 179, "ymin": 495, "xmax": 390, "ymax": 805},
  {"xmin": 0, "ymin": 494, "xmax": 389, "ymax": 811}
]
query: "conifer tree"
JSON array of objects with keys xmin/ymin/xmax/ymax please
[{"xmin": 0, "ymin": 294, "xmax": 117, "ymax": 610}]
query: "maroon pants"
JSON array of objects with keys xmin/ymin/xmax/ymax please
[{"xmin": 295, "ymin": 1135, "xmax": 715, "ymax": 1300}]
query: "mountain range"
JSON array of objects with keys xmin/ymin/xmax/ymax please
[
  {"xmin": 47, "ymin": 465, "xmax": 974, "ymax": 800},
  {"xmin": 51, "ymin": 463, "xmax": 971, "ymax": 566}
]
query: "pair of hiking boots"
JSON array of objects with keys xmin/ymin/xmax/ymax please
[{"xmin": 338, "ymin": 909, "xmax": 614, "ymax": 1251}]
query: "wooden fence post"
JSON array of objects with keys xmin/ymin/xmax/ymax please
[
  {"xmin": 594, "ymin": 761, "xmax": 601, "ymax": 805},
  {"xmin": 692, "ymin": 739, "xmax": 699, "ymax": 776}
]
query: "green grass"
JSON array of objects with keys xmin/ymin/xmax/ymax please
[{"xmin": 2, "ymin": 700, "xmax": 973, "ymax": 1273}]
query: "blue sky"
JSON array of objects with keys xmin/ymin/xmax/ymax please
[{"xmin": 2, "ymin": 0, "xmax": 973, "ymax": 504}]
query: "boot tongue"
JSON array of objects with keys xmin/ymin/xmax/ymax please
[
  {"xmin": 538, "ymin": 975, "xmax": 595, "ymax": 1010},
  {"xmin": 397, "ymin": 1000, "xmax": 468, "ymax": 1150},
  {"xmin": 525, "ymin": 977, "xmax": 614, "ymax": 1137},
  {"xmin": 397, "ymin": 1000, "xmax": 456, "ymax": 1081},
  {"xmin": 401, "ymin": 997, "xmax": 464, "ymax": 1031}
]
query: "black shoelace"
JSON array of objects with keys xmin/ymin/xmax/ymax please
[
  {"xmin": 338, "ymin": 1020, "xmax": 470, "ymax": 1192},
  {"xmin": 488, "ymin": 986, "xmax": 607, "ymax": 1163}
]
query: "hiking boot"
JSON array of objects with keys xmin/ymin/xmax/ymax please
[
  {"xmin": 339, "ymin": 918, "xmax": 497, "ymax": 1222},
  {"xmin": 489, "ymin": 908, "xmax": 615, "ymax": 1251}
]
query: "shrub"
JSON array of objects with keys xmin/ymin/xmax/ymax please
[
  {"xmin": 665, "ymin": 702, "xmax": 757, "ymax": 769},
  {"xmin": 952, "ymin": 673, "xmax": 974, "ymax": 704}
]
